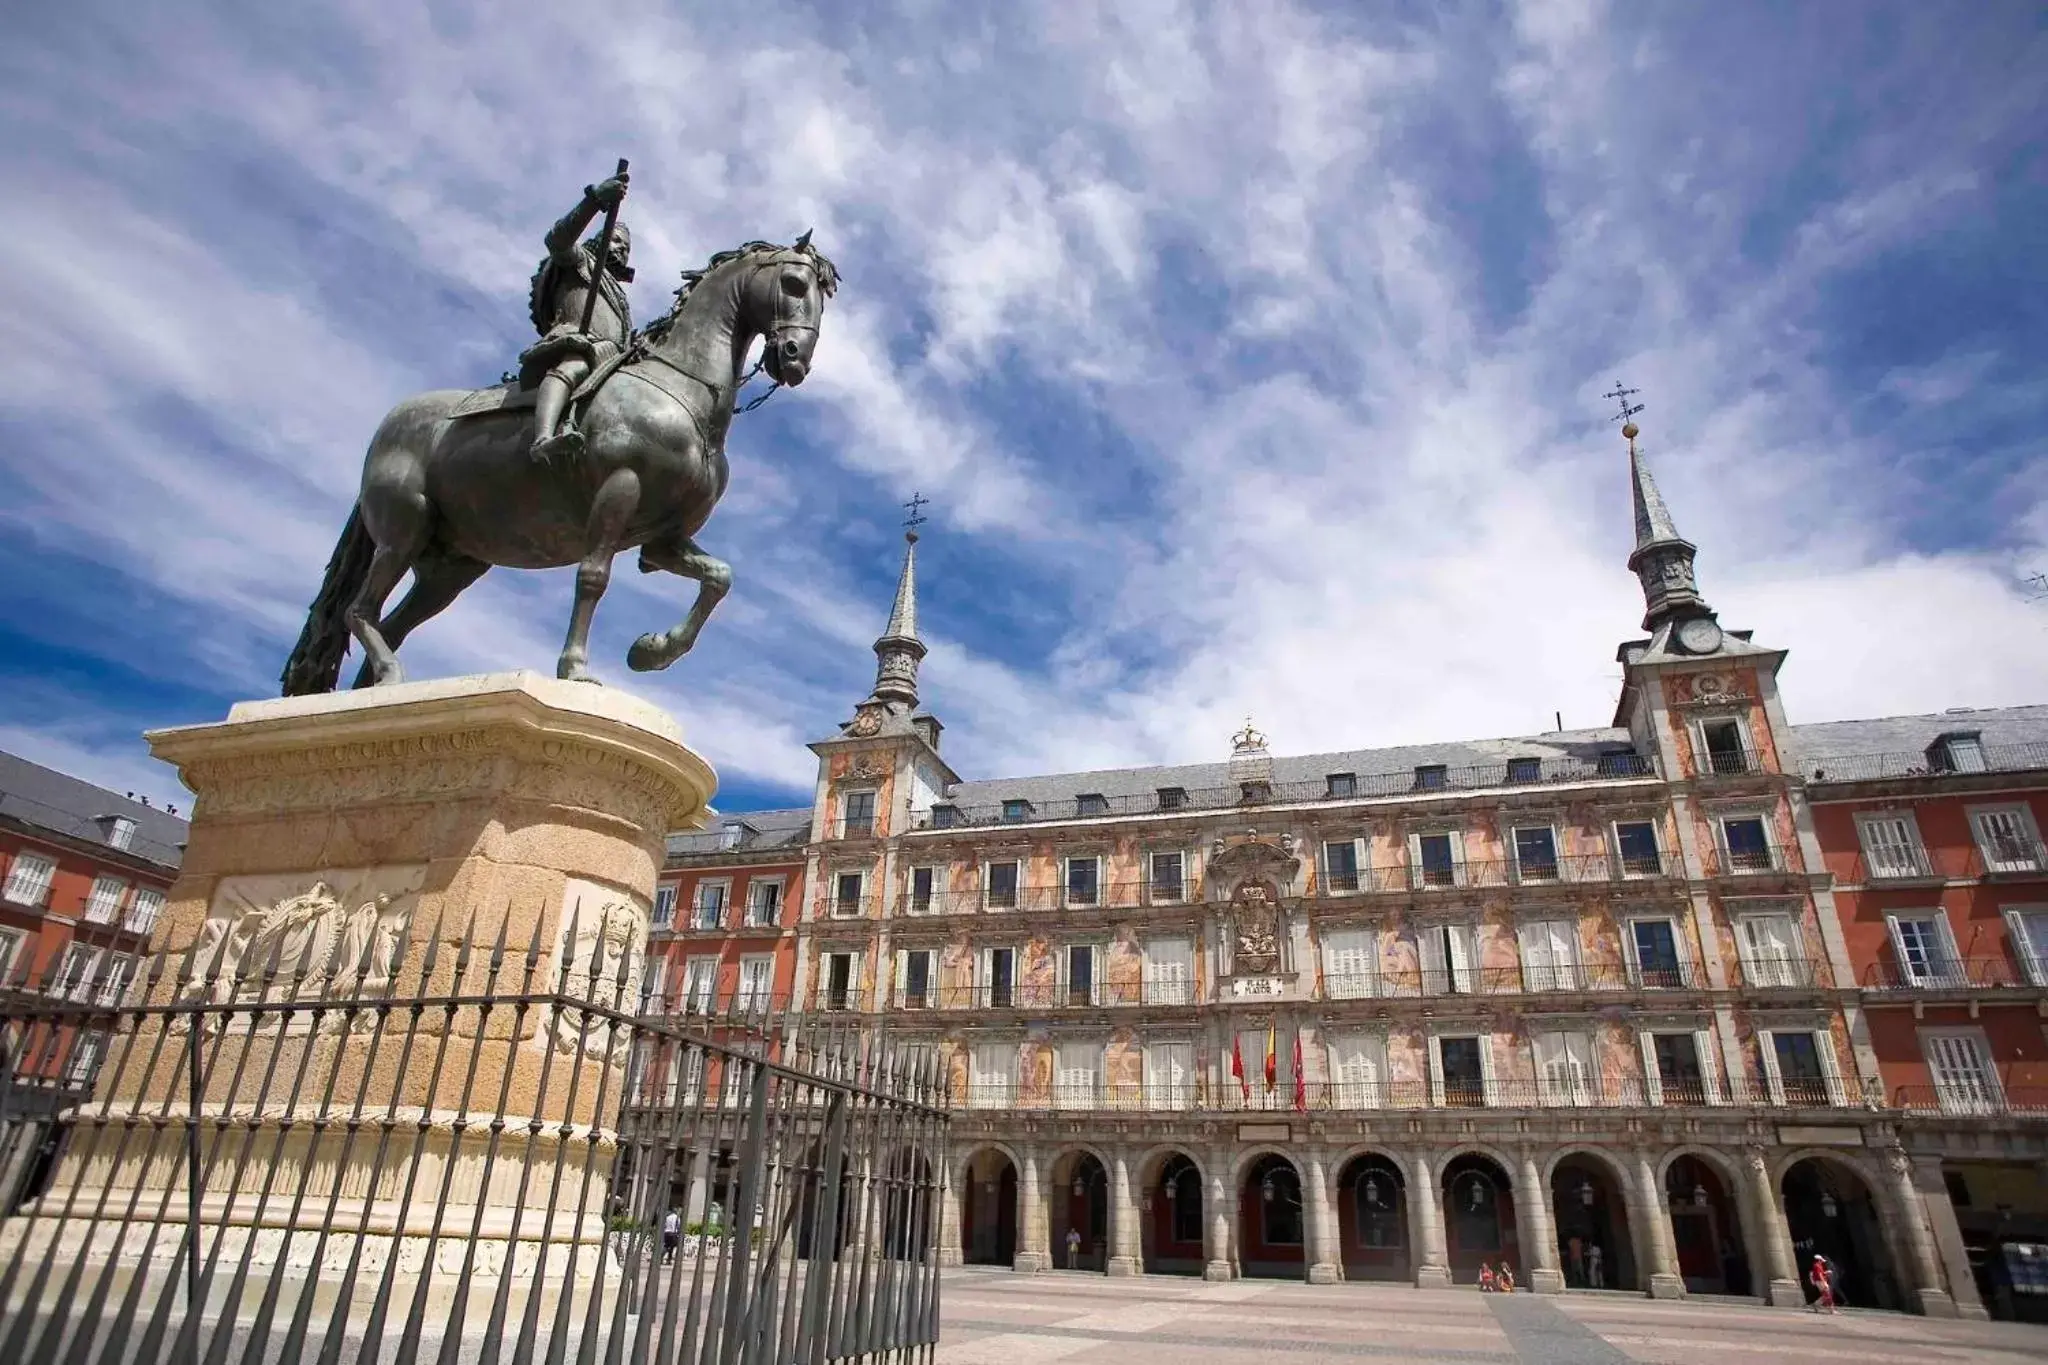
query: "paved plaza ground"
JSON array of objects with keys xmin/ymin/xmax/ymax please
[{"xmin": 935, "ymin": 1267, "xmax": 2048, "ymax": 1364}]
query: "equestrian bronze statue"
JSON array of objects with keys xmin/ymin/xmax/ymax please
[{"xmin": 281, "ymin": 168, "xmax": 837, "ymax": 694}]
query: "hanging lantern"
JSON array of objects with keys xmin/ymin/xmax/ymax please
[
  {"xmin": 1579, "ymin": 1178, "xmax": 1596, "ymax": 1208},
  {"xmin": 1468, "ymin": 1177, "xmax": 1485, "ymax": 1211},
  {"xmin": 1262, "ymin": 1176, "xmax": 1277, "ymax": 1202},
  {"xmin": 1692, "ymin": 1184, "xmax": 1708, "ymax": 1207},
  {"xmin": 1164, "ymin": 1177, "xmax": 1178, "ymax": 1200},
  {"xmin": 1364, "ymin": 1176, "xmax": 1383, "ymax": 1208},
  {"xmin": 1820, "ymin": 1191, "xmax": 1839, "ymax": 1219},
  {"xmin": 1073, "ymin": 1177, "xmax": 1085, "ymax": 1197}
]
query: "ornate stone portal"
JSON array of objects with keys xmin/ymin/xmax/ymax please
[{"xmin": 1208, "ymin": 832, "xmax": 1302, "ymax": 998}]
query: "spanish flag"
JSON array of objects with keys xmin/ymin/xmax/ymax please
[{"xmin": 1263, "ymin": 1022, "xmax": 1278, "ymax": 1092}]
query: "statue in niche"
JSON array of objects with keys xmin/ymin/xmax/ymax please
[{"xmin": 1229, "ymin": 882, "xmax": 1282, "ymax": 976}]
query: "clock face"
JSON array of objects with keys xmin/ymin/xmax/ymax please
[{"xmin": 1676, "ymin": 618, "xmax": 1723, "ymax": 654}]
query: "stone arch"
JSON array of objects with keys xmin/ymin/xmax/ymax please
[
  {"xmin": 1047, "ymin": 1144, "xmax": 1112, "ymax": 1273},
  {"xmin": 1139, "ymin": 1145, "xmax": 1208, "ymax": 1276},
  {"xmin": 1226, "ymin": 1142, "xmax": 1300, "ymax": 1186},
  {"xmin": 1660, "ymin": 1146, "xmax": 1753, "ymax": 1296},
  {"xmin": 957, "ymin": 1143, "xmax": 1019, "ymax": 1268},
  {"xmin": 1777, "ymin": 1150, "xmax": 1903, "ymax": 1310},
  {"xmin": 1332, "ymin": 1146, "xmax": 1410, "ymax": 1283},
  {"xmin": 1547, "ymin": 1146, "xmax": 1640, "ymax": 1292},
  {"xmin": 1439, "ymin": 1149, "xmax": 1519, "ymax": 1285},
  {"xmin": 1136, "ymin": 1143, "xmax": 1208, "ymax": 1187},
  {"xmin": 1655, "ymin": 1143, "xmax": 1743, "ymax": 1189},
  {"xmin": 880, "ymin": 1145, "xmax": 937, "ymax": 1261},
  {"xmin": 1238, "ymin": 1150, "xmax": 1308, "ymax": 1280}
]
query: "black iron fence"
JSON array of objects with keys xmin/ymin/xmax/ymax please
[{"xmin": 0, "ymin": 914, "xmax": 947, "ymax": 1365}]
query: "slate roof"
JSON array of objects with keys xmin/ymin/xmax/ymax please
[
  {"xmin": 1787, "ymin": 704, "xmax": 2048, "ymax": 780},
  {"xmin": 0, "ymin": 750, "xmax": 188, "ymax": 870},
  {"xmin": 665, "ymin": 806, "xmax": 812, "ymax": 861}
]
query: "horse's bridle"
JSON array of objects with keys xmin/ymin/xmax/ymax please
[{"xmin": 624, "ymin": 253, "xmax": 822, "ymax": 420}]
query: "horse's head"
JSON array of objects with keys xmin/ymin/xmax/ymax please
[{"xmin": 738, "ymin": 231, "xmax": 837, "ymax": 386}]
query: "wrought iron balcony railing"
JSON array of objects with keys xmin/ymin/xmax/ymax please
[
  {"xmin": 1737, "ymin": 954, "xmax": 1827, "ymax": 989},
  {"xmin": 1976, "ymin": 839, "xmax": 2048, "ymax": 877},
  {"xmin": 1713, "ymin": 844, "xmax": 1786, "ymax": 876},
  {"xmin": 817, "ymin": 893, "xmax": 880, "ymax": 921},
  {"xmin": 1890, "ymin": 1085, "xmax": 2048, "ymax": 1118},
  {"xmin": 894, "ymin": 880, "xmax": 1197, "ymax": 916},
  {"xmin": 913, "ymin": 753, "xmax": 1657, "ymax": 829},
  {"xmin": 1806, "ymin": 740, "xmax": 2048, "ymax": 784},
  {"xmin": 954, "ymin": 1075, "xmax": 1850, "ymax": 1114},
  {"xmin": 1699, "ymin": 748, "xmax": 1764, "ymax": 777},
  {"xmin": 1320, "ymin": 959, "xmax": 1707, "ymax": 1000},
  {"xmin": 1861, "ymin": 957, "xmax": 2032, "ymax": 991}
]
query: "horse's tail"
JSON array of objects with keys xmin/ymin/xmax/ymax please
[{"xmin": 281, "ymin": 505, "xmax": 373, "ymax": 696}]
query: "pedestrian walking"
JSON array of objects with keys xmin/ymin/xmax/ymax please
[
  {"xmin": 1809, "ymin": 1254, "xmax": 1837, "ymax": 1313},
  {"xmin": 662, "ymin": 1207, "xmax": 682, "ymax": 1265}
]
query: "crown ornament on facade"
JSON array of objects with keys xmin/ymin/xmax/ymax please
[{"xmin": 1231, "ymin": 717, "xmax": 1269, "ymax": 754}]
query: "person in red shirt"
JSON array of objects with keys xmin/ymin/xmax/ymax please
[{"xmin": 1810, "ymin": 1254, "xmax": 1837, "ymax": 1313}]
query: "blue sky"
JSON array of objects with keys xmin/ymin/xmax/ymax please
[{"xmin": 1, "ymin": 0, "xmax": 2043, "ymax": 815}]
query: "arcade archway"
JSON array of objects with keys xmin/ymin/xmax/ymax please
[
  {"xmin": 1049, "ymin": 1149, "xmax": 1109, "ymax": 1272},
  {"xmin": 1336, "ymin": 1152, "xmax": 1409, "ymax": 1282},
  {"xmin": 1442, "ymin": 1153, "xmax": 1519, "ymax": 1284},
  {"xmin": 881, "ymin": 1148, "xmax": 935, "ymax": 1261},
  {"xmin": 1143, "ymin": 1150, "xmax": 1206, "ymax": 1275},
  {"xmin": 1239, "ymin": 1153, "xmax": 1307, "ymax": 1279},
  {"xmin": 959, "ymin": 1147, "xmax": 1017, "ymax": 1267},
  {"xmin": 1665, "ymin": 1153, "xmax": 1749, "ymax": 1296},
  {"xmin": 1550, "ymin": 1153, "xmax": 1636, "ymax": 1291},
  {"xmin": 1782, "ymin": 1156, "xmax": 1899, "ymax": 1310}
]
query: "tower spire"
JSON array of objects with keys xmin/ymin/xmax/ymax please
[
  {"xmin": 867, "ymin": 495, "xmax": 929, "ymax": 710},
  {"xmin": 1605, "ymin": 382, "xmax": 1713, "ymax": 634}
]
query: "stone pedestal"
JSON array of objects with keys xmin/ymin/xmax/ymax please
[{"xmin": 3, "ymin": 673, "xmax": 714, "ymax": 1329}]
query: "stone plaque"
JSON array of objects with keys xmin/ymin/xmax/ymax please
[
  {"xmin": 1777, "ymin": 1125, "xmax": 1864, "ymax": 1147},
  {"xmin": 1231, "ymin": 976, "xmax": 1285, "ymax": 998},
  {"xmin": 1237, "ymin": 1122, "xmax": 1291, "ymax": 1142}
]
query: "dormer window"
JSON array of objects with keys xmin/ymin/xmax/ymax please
[
  {"xmin": 1326, "ymin": 772, "xmax": 1357, "ymax": 799},
  {"xmin": 1156, "ymin": 787, "xmax": 1186, "ymax": 811},
  {"xmin": 718, "ymin": 822, "xmax": 745, "ymax": 851},
  {"xmin": 1505, "ymin": 758, "xmax": 1541, "ymax": 784},
  {"xmin": 99, "ymin": 816, "xmax": 137, "ymax": 851},
  {"xmin": 1076, "ymin": 793, "xmax": 1109, "ymax": 817},
  {"xmin": 931, "ymin": 804, "xmax": 960, "ymax": 829},
  {"xmin": 1931, "ymin": 733, "xmax": 1986, "ymax": 774},
  {"xmin": 1413, "ymin": 765, "xmax": 1447, "ymax": 791},
  {"xmin": 1239, "ymin": 780, "xmax": 1272, "ymax": 803},
  {"xmin": 1001, "ymin": 798, "xmax": 1034, "ymax": 823}
]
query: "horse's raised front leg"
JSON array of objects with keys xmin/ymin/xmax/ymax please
[
  {"xmin": 559, "ymin": 468, "xmax": 642, "ymax": 683},
  {"xmin": 626, "ymin": 533, "xmax": 731, "ymax": 672}
]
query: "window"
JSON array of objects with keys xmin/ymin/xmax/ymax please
[
  {"xmin": 652, "ymin": 884, "xmax": 678, "ymax": 928},
  {"xmin": 1155, "ymin": 787, "xmax": 1186, "ymax": 811},
  {"xmin": 1239, "ymin": 779, "xmax": 1272, "ymax": 803},
  {"xmin": 1328, "ymin": 1033, "xmax": 1387, "ymax": 1109},
  {"xmin": 127, "ymin": 888, "xmax": 164, "ymax": 936},
  {"xmin": 105, "ymin": 817, "xmax": 136, "ymax": 851},
  {"xmin": 1858, "ymin": 813, "xmax": 1929, "ymax": 878},
  {"xmin": 1699, "ymin": 719, "xmax": 1750, "ymax": 775},
  {"xmin": 1758, "ymin": 1029, "xmax": 1844, "ymax": 1106},
  {"xmin": 983, "ymin": 860, "xmax": 1020, "ymax": 910},
  {"xmin": 1933, "ymin": 733, "xmax": 1986, "ymax": 773},
  {"xmin": 1000, "ymin": 798, "xmax": 1033, "ymax": 823},
  {"xmin": 0, "ymin": 927, "xmax": 24, "ymax": 983},
  {"xmin": 1322, "ymin": 839, "xmax": 1361, "ymax": 894},
  {"xmin": 65, "ymin": 1033, "xmax": 104, "ymax": 1087},
  {"xmin": 1886, "ymin": 912, "xmax": 1961, "ymax": 986},
  {"xmin": 1432, "ymin": 1034, "xmax": 1491, "ymax": 1107},
  {"xmin": 681, "ymin": 957, "xmax": 718, "ymax": 1014},
  {"xmin": 1413, "ymin": 832, "xmax": 1460, "ymax": 888},
  {"xmin": 693, "ymin": 880, "xmax": 730, "ymax": 930},
  {"xmin": 968, "ymin": 1042, "xmax": 1015, "ymax": 1110},
  {"xmin": 640, "ymin": 955, "xmax": 670, "ymax": 1012},
  {"xmin": 1737, "ymin": 913, "xmax": 1802, "ymax": 987},
  {"xmin": 1143, "ymin": 936, "xmax": 1194, "ymax": 1005},
  {"xmin": 930, "ymin": 804, "xmax": 960, "ymax": 829},
  {"xmin": 1321, "ymin": 927, "xmax": 1377, "ymax": 999},
  {"xmin": 840, "ymin": 790, "xmax": 876, "ymax": 838},
  {"xmin": 1627, "ymin": 918, "xmax": 1685, "ymax": 988},
  {"xmin": 1518, "ymin": 919, "xmax": 1580, "ymax": 991},
  {"xmin": 2006, "ymin": 907, "xmax": 2048, "ymax": 986},
  {"xmin": 832, "ymin": 871, "xmax": 865, "ymax": 918},
  {"xmin": 1065, "ymin": 855, "xmax": 1101, "ymax": 907},
  {"xmin": 1326, "ymin": 772, "xmax": 1357, "ymax": 799},
  {"xmin": 83, "ymin": 875, "xmax": 127, "ymax": 924},
  {"xmin": 1054, "ymin": 1040, "xmax": 1100, "ymax": 1109},
  {"xmin": 821, "ymin": 951, "xmax": 859, "ymax": 1011},
  {"xmin": 977, "ymin": 946, "xmax": 1016, "ymax": 1009},
  {"xmin": 1534, "ymin": 1030, "xmax": 1596, "ymax": 1106},
  {"xmin": 51, "ymin": 943, "xmax": 96, "ymax": 1001},
  {"xmin": 745, "ymin": 878, "xmax": 783, "ymax": 927},
  {"xmin": 1512, "ymin": 826, "xmax": 1559, "ymax": 882},
  {"xmin": 1076, "ymin": 793, "xmax": 1109, "ymax": 817},
  {"xmin": 1413, "ymin": 764, "xmax": 1448, "ymax": 791},
  {"xmin": 1642, "ymin": 1030, "xmax": 1719, "ymax": 1106},
  {"xmin": 1615, "ymin": 820, "xmax": 1662, "ymax": 876},
  {"xmin": 1506, "ymin": 757, "xmax": 1541, "ymax": 784},
  {"xmin": 1418, "ymin": 922, "xmax": 1476, "ymax": 994},
  {"xmin": 907, "ymin": 866, "xmax": 936, "ymax": 915},
  {"xmin": 1718, "ymin": 815, "xmax": 1774, "ymax": 872},
  {"xmin": 1149, "ymin": 851, "xmax": 1186, "ymax": 903},
  {"xmin": 1144, "ymin": 1042, "xmax": 1193, "ymax": 1110},
  {"xmin": 895, "ymin": 948, "xmax": 934, "ymax": 1009},
  {"xmin": 718, "ymin": 822, "xmax": 744, "ymax": 851},
  {"xmin": 735, "ymin": 954, "xmax": 772, "ymax": 1011},
  {"xmin": 1971, "ymin": 806, "xmax": 2044, "ymax": 873},
  {"xmin": 95, "ymin": 953, "xmax": 135, "ymax": 1007},
  {"xmin": 3, "ymin": 851, "xmax": 56, "ymax": 907},
  {"xmin": 1061, "ymin": 943, "xmax": 1098, "ymax": 1007},
  {"xmin": 1923, "ymin": 1031, "xmax": 2001, "ymax": 1115}
]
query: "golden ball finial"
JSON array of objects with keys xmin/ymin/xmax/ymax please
[{"xmin": 1620, "ymin": 421, "xmax": 1639, "ymax": 441}]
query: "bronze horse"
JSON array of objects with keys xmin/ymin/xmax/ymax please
[{"xmin": 281, "ymin": 237, "xmax": 836, "ymax": 694}]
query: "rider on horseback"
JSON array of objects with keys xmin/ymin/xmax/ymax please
[{"xmin": 521, "ymin": 173, "xmax": 635, "ymax": 463}]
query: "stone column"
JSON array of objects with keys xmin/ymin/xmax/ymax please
[
  {"xmin": 1108, "ymin": 1150, "xmax": 1142, "ymax": 1276},
  {"xmin": 1410, "ymin": 1148, "xmax": 1450, "ymax": 1288},
  {"xmin": 1632, "ymin": 1151, "xmax": 1685, "ymax": 1298},
  {"xmin": 1306, "ymin": 1152, "xmax": 1340, "ymax": 1283},
  {"xmin": 1515, "ymin": 1150, "xmax": 1564, "ymax": 1294},
  {"xmin": 1911, "ymin": 1155, "xmax": 1983, "ymax": 1319},
  {"xmin": 1204, "ymin": 1160, "xmax": 1234, "ymax": 1280},
  {"xmin": 1016, "ymin": 1147, "xmax": 1049, "ymax": 1272},
  {"xmin": 684, "ymin": 1145, "xmax": 713, "ymax": 1221},
  {"xmin": 938, "ymin": 1164, "xmax": 964, "ymax": 1267},
  {"xmin": 1743, "ymin": 1147, "xmax": 1804, "ymax": 1307},
  {"xmin": 1884, "ymin": 1149, "xmax": 1958, "ymax": 1318}
]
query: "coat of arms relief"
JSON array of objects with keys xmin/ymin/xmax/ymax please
[{"xmin": 1206, "ymin": 832, "xmax": 1301, "ymax": 982}]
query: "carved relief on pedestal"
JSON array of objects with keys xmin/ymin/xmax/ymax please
[
  {"xmin": 180, "ymin": 866, "xmax": 426, "ymax": 1021},
  {"xmin": 552, "ymin": 879, "xmax": 646, "ymax": 1055}
]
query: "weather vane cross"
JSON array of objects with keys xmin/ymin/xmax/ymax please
[
  {"xmin": 1603, "ymin": 379, "xmax": 1645, "ymax": 440},
  {"xmin": 903, "ymin": 490, "xmax": 930, "ymax": 532}
]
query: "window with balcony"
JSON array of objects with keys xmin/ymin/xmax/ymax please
[
  {"xmin": 1512, "ymin": 826, "xmax": 1560, "ymax": 882},
  {"xmin": 1143, "ymin": 936, "xmax": 1194, "ymax": 1004},
  {"xmin": 1322, "ymin": 838, "xmax": 1362, "ymax": 893},
  {"xmin": 83, "ymin": 875, "xmax": 127, "ymax": 924},
  {"xmin": 1627, "ymin": 918, "xmax": 1685, "ymax": 988},
  {"xmin": 895, "ymin": 947, "xmax": 934, "ymax": 1009},
  {"xmin": 3, "ymin": 851, "xmax": 56, "ymax": 908},
  {"xmin": 1065, "ymin": 855, "xmax": 1101, "ymax": 906},
  {"xmin": 1418, "ymin": 922, "xmax": 1476, "ymax": 993},
  {"xmin": 1533, "ymin": 1030, "xmax": 1595, "ymax": 1106},
  {"xmin": 1614, "ymin": 821, "xmax": 1663, "ymax": 876},
  {"xmin": 1506, "ymin": 757, "xmax": 1541, "ymax": 784},
  {"xmin": 840, "ymin": 790, "xmax": 876, "ymax": 838},
  {"xmin": 0, "ymin": 927, "xmax": 24, "ymax": 983},
  {"xmin": 1698, "ymin": 719, "xmax": 1751, "ymax": 775},
  {"xmin": 1718, "ymin": 815, "xmax": 1774, "ymax": 872},
  {"xmin": 680, "ymin": 957, "xmax": 718, "ymax": 1014},
  {"xmin": 1328, "ymin": 1033, "xmax": 1388, "ymax": 1108},
  {"xmin": 1413, "ymin": 764, "xmax": 1448, "ymax": 791},
  {"xmin": 1000, "ymin": 798, "xmax": 1033, "ymax": 823},
  {"xmin": 1326, "ymin": 772, "xmax": 1357, "ymax": 798},
  {"xmin": 93, "ymin": 953, "xmax": 135, "ymax": 1007},
  {"xmin": 1932, "ymin": 733, "xmax": 1987, "ymax": 773},
  {"xmin": 1922, "ymin": 1030, "xmax": 2002, "ymax": 1115},
  {"xmin": 127, "ymin": 888, "xmax": 164, "ymax": 936},
  {"xmin": 1076, "ymin": 793, "xmax": 1109, "ymax": 817},
  {"xmin": 746, "ymin": 878, "xmax": 783, "ymax": 927},
  {"xmin": 1643, "ymin": 1030, "xmax": 1717, "ymax": 1105},
  {"xmin": 1149, "ymin": 850, "xmax": 1186, "ymax": 902},
  {"xmin": 640, "ymin": 956, "xmax": 670, "ymax": 1012},
  {"xmin": 968, "ymin": 1042, "xmax": 1016, "ymax": 1110},
  {"xmin": 832, "ymin": 871, "xmax": 865, "ymax": 918},
  {"xmin": 1414, "ymin": 832, "xmax": 1460, "ymax": 887},
  {"xmin": 1321, "ymin": 927, "xmax": 1377, "ymax": 999},
  {"xmin": 1061, "ymin": 943, "xmax": 1098, "ymax": 1006},
  {"xmin": 1759, "ymin": 1029, "xmax": 1844, "ymax": 1106},
  {"xmin": 1144, "ymin": 1041, "xmax": 1193, "ymax": 1110},
  {"xmin": 984, "ymin": 860, "xmax": 1020, "ymax": 910},
  {"xmin": 1054, "ymin": 1040, "xmax": 1101, "ymax": 1109},
  {"xmin": 693, "ymin": 880, "xmax": 730, "ymax": 930},
  {"xmin": 1857, "ymin": 813, "xmax": 1929, "ymax": 879},
  {"xmin": 1737, "ymin": 912, "xmax": 1802, "ymax": 987},
  {"xmin": 1431, "ymin": 1033, "xmax": 1491, "ymax": 1106},
  {"xmin": 1886, "ymin": 912, "xmax": 1961, "ymax": 986},
  {"xmin": 1970, "ymin": 806, "xmax": 2044, "ymax": 873},
  {"xmin": 651, "ymin": 884, "xmax": 678, "ymax": 928},
  {"xmin": 736, "ymin": 954, "xmax": 772, "ymax": 1011},
  {"xmin": 977, "ymin": 946, "xmax": 1016, "ymax": 1009},
  {"xmin": 821, "ymin": 951, "xmax": 859, "ymax": 1011},
  {"xmin": 907, "ymin": 866, "xmax": 936, "ymax": 915},
  {"xmin": 1518, "ymin": 918, "xmax": 1580, "ymax": 991},
  {"xmin": 930, "ymin": 804, "xmax": 960, "ymax": 829},
  {"xmin": 2006, "ymin": 907, "xmax": 2048, "ymax": 985},
  {"xmin": 1156, "ymin": 787, "xmax": 1186, "ymax": 811}
]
